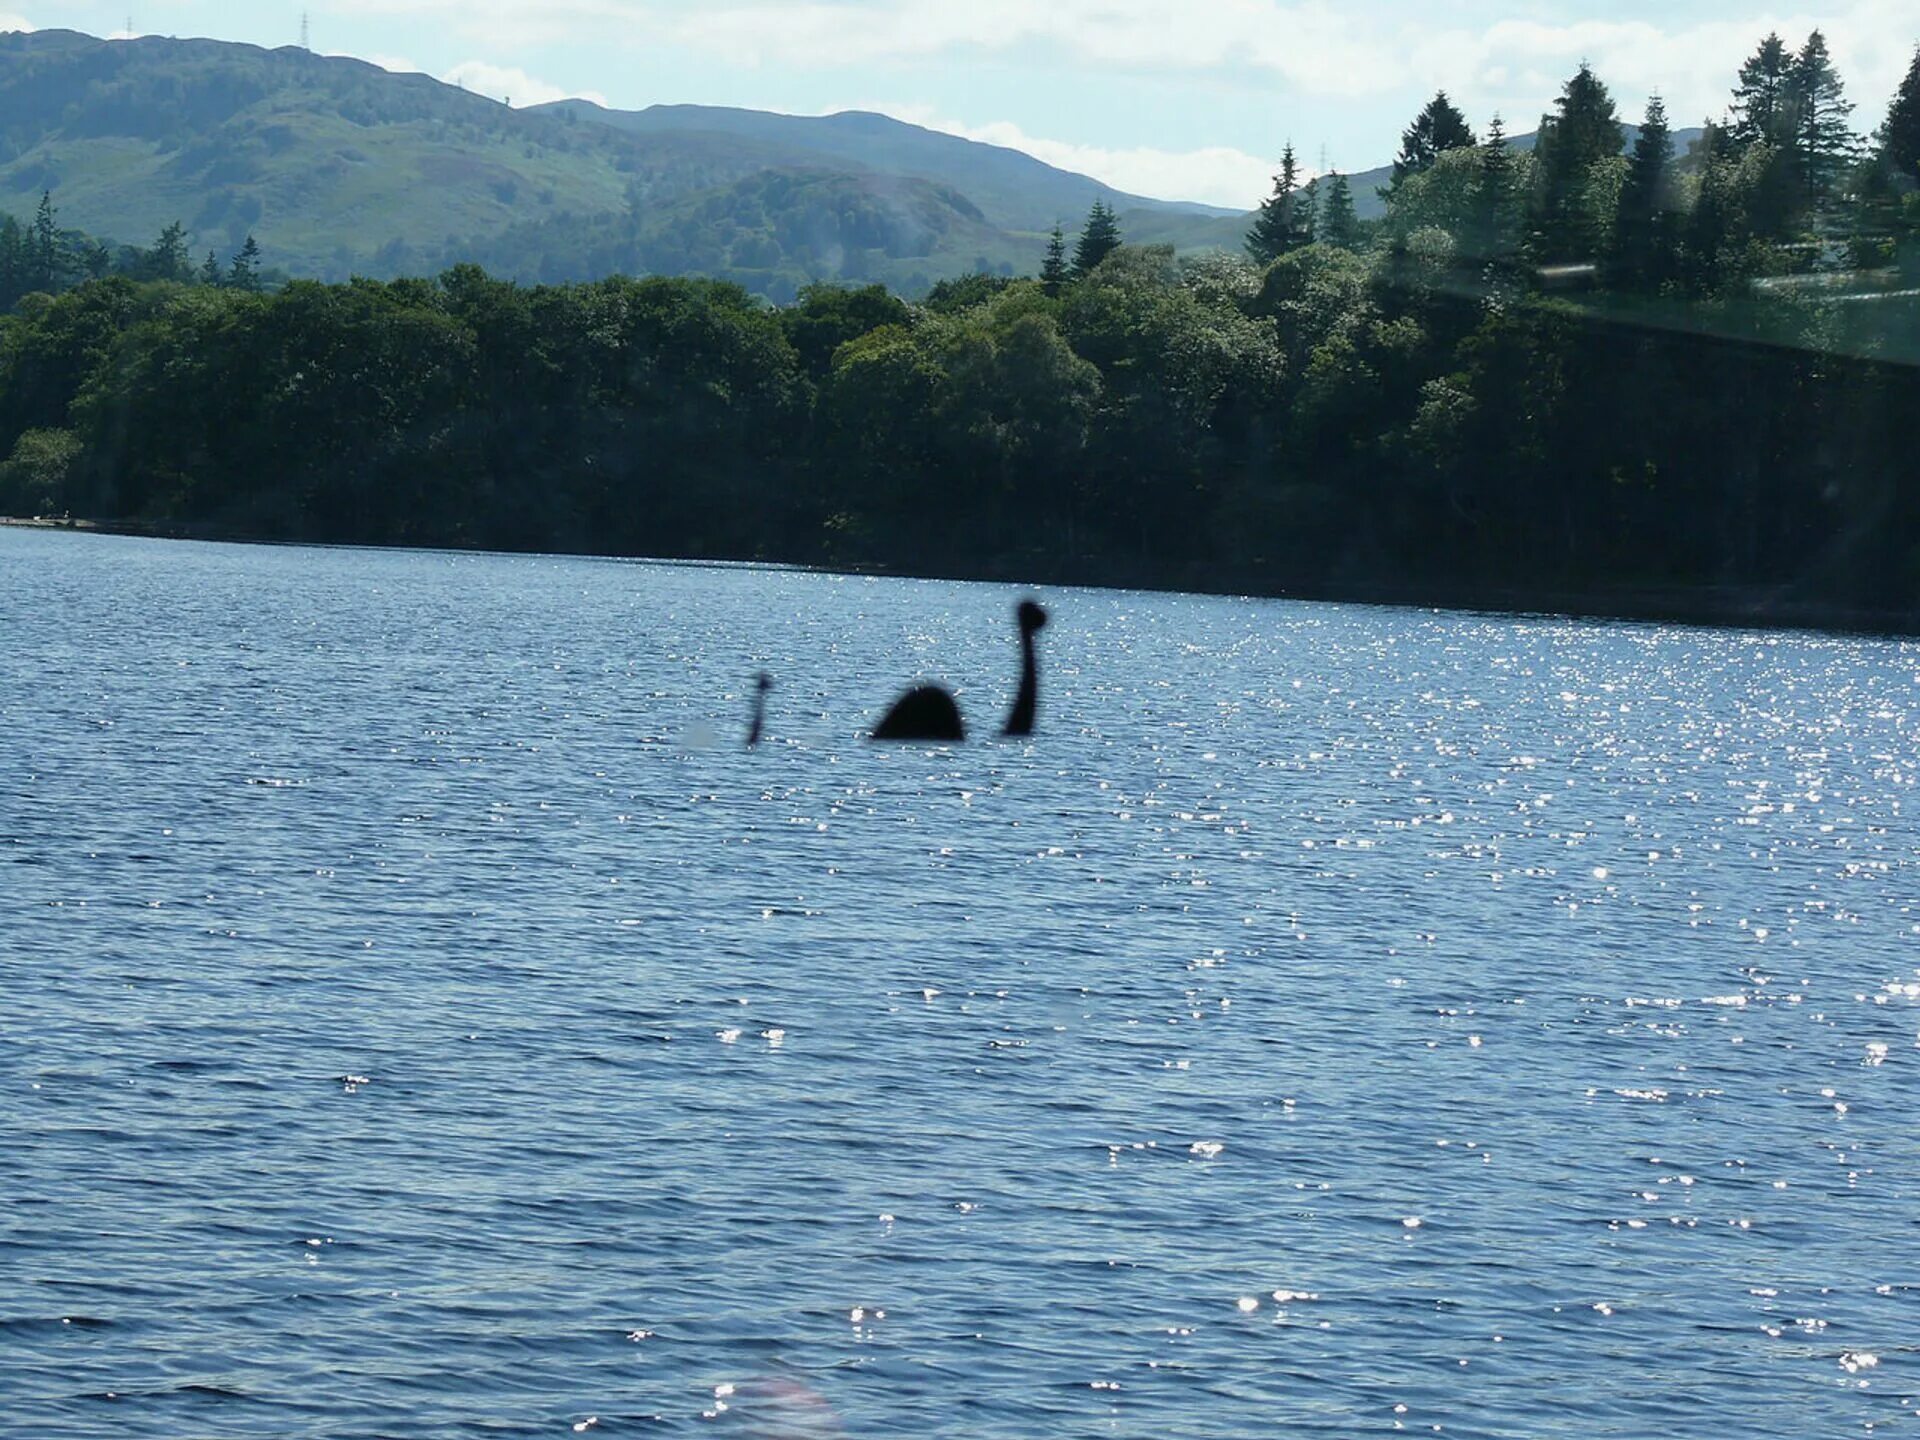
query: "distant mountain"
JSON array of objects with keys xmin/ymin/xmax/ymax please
[
  {"xmin": 0, "ymin": 29, "xmax": 1239, "ymax": 297},
  {"xmin": 534, "ymin": 100, "xmax": 1241, "ymax": 231},
  {"xmin": 0, "ymin": 30, "xmax": 1706, "ymax": 297}
]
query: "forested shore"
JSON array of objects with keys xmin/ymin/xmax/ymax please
[{"xmin": 5, "ymin": 43, "xmax": 1920, "ymax": 629}]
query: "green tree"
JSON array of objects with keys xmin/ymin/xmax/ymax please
[
  {"xmin": 1787, "ymin": 31, "xmax": 1857, "ymax": 211},
  {"xmin": 228, "ymin": 235, "xmax": 263, "ymax": 292},
  {"xmin": 29, "ymin": 192, "xmax": 63, "ymax": 293},
  {"xmin": 142, "ymin": 222, "xmax": 193, "ymax": 283},
  {"xmin": 199, "ymin": 250, "xmax": 224, "ymax": 287},
  {"xmin": 1464, "ymin": 115, "xmax": 1524, "ymax": 272},
  {"xmin": 1072, "ymin": 200, "xmax": 1122, "ymax": 277},
  {"xmin": 0, "ymin": 215, "xmax": 24, "ymax": 307},
  {"xmin": 1040, "ymin": 225, "xmax": 1069, "ymax": 295},
  {"xmin": 1531, "ymin": 63, "xmax": 1625, "ymax": 260},
  {"xmin": 1883, "ymin": 45, "xmax": 1920, "ymax": 183},
  {"xmin": 1610, "ymin": 95, "xmax": 1679, "ymax": 288},
  {"xmin": 1391, "ymin": 92, "xmax": 1477, "ymax": 190},
  {"xmin": 1316, "ymin": 171, "xmax": 1361, "ymax": 249},
  {"xmin": 1247, "ymin": 145, "xmax": 1313, "ymax": 264},
  {"xmin": 1730, "ymin": 33, "xmax": 1795, "ymax": 147},
  {"xmin": 779, "ymin": 282, "xmax": 910, "ymax": 381}
]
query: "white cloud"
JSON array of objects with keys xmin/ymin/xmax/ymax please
[
  {"xmin": 868, "ymin": 104, "xmax": 1278, "ymax": 208},
  {"xmin": 671, "ymin": 0, "xmax": 1916, "ymax": 127},
  {"xmin": 436, "ymin": 60, "xmax": 607, "ymax": 108},
  {"xmin": 0, "ymin": 12, "xmax": 34, "ymax": 32}
]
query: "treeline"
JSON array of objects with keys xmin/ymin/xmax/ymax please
[
  {"xmin": 0, "ymin": 193, "xmax": 277, "ymax": 310},
  {"xmin": 1, "ymin": 43, "xmax": 1918, "ymax": 624},
  {"xmin": 1248, "ymin": 32, "xmax": 1920, "ymax": 293}
]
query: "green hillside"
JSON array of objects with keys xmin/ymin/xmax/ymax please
[
  {"xmin": 0, "ymin": 29, "xmax": 1246, "ymax": 297},
  {"xmin": 536, "ymin": 99, "xmax": 1240, "ymax": 232}
]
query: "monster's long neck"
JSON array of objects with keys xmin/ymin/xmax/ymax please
[{"xmin": 1002, "ymin": 630, "xmax": 1039, "ymax": 738}]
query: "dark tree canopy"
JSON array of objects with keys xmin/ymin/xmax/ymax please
[
  {"xmin": 1072, "ymin": 200, "xmax": 1122, "ymax": 277},
  {"xmin": 1392, "ymin": 92, "xmax": 1477, "ymax": 188},
  {"xmin": 1610, "ymin": 96, "xmax": 1678, "ymax": 289},
  {"xmin": 1041, "ymin": 225, "xmax": 1069, "ymax": 295},
  {"xmin": 1789, "ymin": 31, "xmax": 1857, "ymax": 206},
  {"xmin": 1247, "ymin": 144, "xmax": 1313, "ymax": 263},
  {"xmin": 1531, "ymin": 63, "xmax": 1625, "ymax": 260},
  {"xmin": 1316, "ymin": 171, "xmax": 1361, "ymax": 250},
  {"xmin": 1731, "ymin": 33, "xmax": 1795, "ymax": 146},
  {"xmin": 1884, "ymin": 46, "xmax": 1920, "ymax": 182}
]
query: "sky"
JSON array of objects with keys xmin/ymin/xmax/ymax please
[{"xmin": 3, "ymin": 1, "xmax": 1916, "ymax": 208}]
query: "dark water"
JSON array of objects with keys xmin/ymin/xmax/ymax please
[{"xmin": 4, "ymin": 529, "xmax": 1919, "ymax": 1439}]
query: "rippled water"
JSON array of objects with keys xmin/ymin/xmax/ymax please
[{"xmin": 4, "ymin": 529, "xmax": 1919, "ymax": 1439}]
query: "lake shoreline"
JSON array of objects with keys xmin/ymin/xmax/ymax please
[{"xmin": 7, "ymin": 511, "xmax": 1915, "ymax": 639}]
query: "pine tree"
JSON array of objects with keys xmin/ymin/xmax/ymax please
[
  {"xmin": 1883, "ymin": 45, "xmax": 1920, "ymax": 184},
  {"xmin": 145, "ymin": 221, "xmax": 191, "ymax": 283},
  {"xmin": 1465, "ymin": 114, "xmax": 1521, "ymax": 269},
  {"xmin": 1318, "ymin": 170, "xmax": 1360, "ymax": 249},
  {"xmin": 1040, "ymin": 224, "xmax": 1069, "ymax": 295},
  {"xmin": 1246, "ymin": 144, "xmax": 1311, "ymax": 263},
  {"xmin": 1788, "ymin": 31, "xmax": 1857, "ymax": 209},
  {"xmin": 1730, "ymin": 33, "xmax": 1795, "ymax": 147},
  {"xmin": 1531, "ymin": 64, "xmax": 1624, "ymax": 261},
  {"xmin": 29, "ymin": 191, "xmax": 62, "ymax": 293},
  {"xmin": 1071, "ymin": 200, "xmax": 1121, "ymax": 276},
  {"xmin": 0, "ymin": 214, "xmax": 26, "ymax": 308},
  {"xmin": 228, "ymin": 234, "xmax": 262, "ymax": 292},
  {"xmin": 1390, "ymin": 92, "xmax": 1477, "ymax": 190},
  {"xmin": 1610, "ymin": 95, "xmax": 1677, "ymax": 288},
  {"xmin": 199, "ymin": 249, "xmax": 224, "ymax": 287}
]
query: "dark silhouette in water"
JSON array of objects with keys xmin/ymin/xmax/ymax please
[
  {"xmin": 746, "ymin": 672, "xmax": 772, "ymax": 748},
  {"xmin": 871, "ymin": 599, "xmax": 1048, "ymax": 742}
]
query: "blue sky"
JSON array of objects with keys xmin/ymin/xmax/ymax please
[{"xmin": 4, "ymin": 1, "xmax": 1915, "ymax": 206}]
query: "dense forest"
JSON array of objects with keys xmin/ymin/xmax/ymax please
[{"xmin": 5, "ymin": 41, "xmax": 1920, "ymax": 625}]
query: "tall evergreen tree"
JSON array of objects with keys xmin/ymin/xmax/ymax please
[
  {"xmin": 229, "ymin": 235, "xmax": 263, "ymax": 292},
  {"xmin": 1610, "ymin": 95, "xmax": 1678, "ymax": 288},
  {"xmin": 1531, "ymin": 64, "xmax": 1625, "ymax": 260},
  {"xmin": 1730, "ymin": 33, "xmax": 1795, "ymax": 147},
  {"xmin": 29, "ymin": 191, "xmax": 62, "ymax": 293},
  {"xmin": 1317, "ymin": 170, "xmax": 1360, "ymax": 249},
  {"xmin": 1883, "ymin": 45, "xmax": 1920, "ymax": 183},
  {"xmin": 1246, "ymin": 144, "xmax": 1313, "ymax": 263},
  {"xmin": 1465, "ymin": 114, "xmax": 1522, "ymax": 267},
  {"xmin": 144, "ymin": 221, "xmax": 192, "ymax": 283},
  {"xmin": 1072, "ymin": 201, "xmax": 1122, "ymax": 276},
  {"xmin": 1391, "ymin": 92, "xmax": 1477, "ymax": 190},
  {"xmin": 0, "ymin": 214, "xmax": 25, "ymax": 308},
  {"xmin": 1041, "ymin": 225, "xmax": 1069, "ymax": 295},
  {"xmin": 199, "ymin": 249, "xmax": 224, "ymax": 287},
  {"xmin": 1787, "ymin": 31, "xmax": 1857, "ymax": 209}
]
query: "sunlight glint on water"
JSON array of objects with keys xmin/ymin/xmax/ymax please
[{"xmin": 2, "ymin": 529, "xmax": 1918, "ymax": 1438}]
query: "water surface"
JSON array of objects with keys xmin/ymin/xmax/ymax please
[{"xmin": 3, "ymin": 529, "xmax": 1918, "ymax": 1438}]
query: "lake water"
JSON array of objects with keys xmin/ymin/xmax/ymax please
[{"xmin": 3, "ymin": 528, "xmax": 1919, "ymax": 1439}]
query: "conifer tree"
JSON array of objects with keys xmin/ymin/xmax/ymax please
[
  {"xmin": 229, "ymin": 234, "xmax": 263, "ymax": 292},
  {"xmin": 29, "ymin": 191, "xmax": 62, "ymax": 293},
  {"xmin": 146, "ymin": 221, "xmax": 191, "ymax": 283},
  {"xmin": 1071, "ymin": 200, "xmax": 1122, "ymax": 276},
  {"xmin": 1730, "ymin": 33, "xmax": 1795, "ymax": 147},
  {"xmin": 1531, "ymin": 64, "xmax": 1624, "ymax": 260},
  {"xmin": 1246, "ymin": 145, "xmax": 1312, "ymax": 263},
  {"xmin": 1610, "ymin": 95, "xmax": 1677, "ymax": 288},
  {"xmin": 1317, "ymin": 170, "xmax": 1360, "ymax": 249},
  {"xmin": 1040, "ymin": 224, "xmax": 1069, "ymax": 295},
  {"xmin": 0, "ymin": 214, "xmax": 25, "ymax": 308},
  {"xmin": 1465, "ymin": 114, "xmax": 1521, "ymax": 268},
  {"xmin": 1390, "ymin": 92, "xmax": 1476, "ymax": 190},
  {"xmin": 1788, "ymin": 31, "xmax": 1857, "ymax": 209},
  {"xmin": 1883, "ymin": 45, "xmax": 1920, "ymax": 183},
  {"xmin": 199, "ymin": 249, "xmax": 224, "ymax": 287}
]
